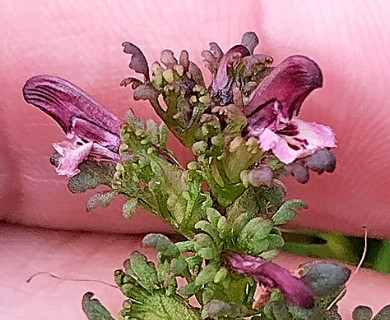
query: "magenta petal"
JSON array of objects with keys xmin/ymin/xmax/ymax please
[
  {"xmin": 225, "ymin": 252, "xmax": 314, "ymax": 308},
  {"xmin": 90, "ymin": 143, "xmax": 120, "ymax": 162},
  {"xmin": 72, "ymin": 118, "xmax": 121, "ymax": 152},
  {"xmin": 244, "ymin": 55, "xmax": 323, "ymax": 123},
  {"xmin": 23, "ymin": 75, "xmax": 122, "ymax": 136},
  {"xmin": 257, "ymin": 262, "xmax": 314, "ymax": 308},
  {"xmin": 212, "ymin": 45, "xmax": 250, "ymax": 92},
  {"xmin": 53, "ymin": 141, "xmax": 94, "ymax": 177}
]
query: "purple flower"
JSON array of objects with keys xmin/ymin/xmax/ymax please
[
  {"xmin": 244, "ymin": 56, "xmax": 336, "ymax": 164},
  {"xmin": 225, "ymin": 252, "xmax": 314, "ymax": 309},
  {"xmin": 23, "ymin": 75, "xmax": 122, "ymax": 177}
]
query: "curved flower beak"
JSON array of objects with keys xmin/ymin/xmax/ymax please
[
  {"xmin": 244, "ymin": 56, "xmax": 336, "ymax": 164},
  {"xmin": 23, "ymin": 75, "xmax": 122, "ymax": 176},
  {"xmin": 225, "ymin": 252, "xmax": 315, "ymax": 309}
]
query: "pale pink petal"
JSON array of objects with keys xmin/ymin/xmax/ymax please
[
  {"xmin": 53, "ymin": 141, "xmax": 93, "ymax": 177},
  {"xmin": 259, "ymin": 119, "xmax": 336, "ymax": 164}
]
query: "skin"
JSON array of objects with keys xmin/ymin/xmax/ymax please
[{"xmin": 1, "ymin": 1, "xmax": 390, "ymax": 318}]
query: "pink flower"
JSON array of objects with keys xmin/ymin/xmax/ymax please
[
  {"xmin": 225, "ymin": 252, "xmax": 314, "ymax": 309},
  {"xmin": 244, "ymin": 56, "xmax": 336, "ymax": 164},
  {"xmin": 23, "ymin": 75, "xmax": 122, "ymax": 177}
]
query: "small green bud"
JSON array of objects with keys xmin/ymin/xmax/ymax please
[
  {"xmin": 211, "ymin": 134, "xmax": 224, "ymax": 146},
  {"xmin": 213, "ymin": 267, "xmax": 228, "ymax": 283},
  {"xmin": 229, "ymin": 136, "xmax": 244, "ymax": 153},
  {"xmin": 173, "ymin": 64, "xmax": 184, "ymax": 77},
  {"xmin": 192, "ymin": 141, "xmax": 208, "ymax": 155},
  {"xmin": 162, "ymin": 69, "xmax": 175, "ymax": 83},
  {"xmin": 199, "ymin": 94, "xmax": 211, "ymax": 105}
]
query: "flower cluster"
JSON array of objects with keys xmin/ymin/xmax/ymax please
[{"xmin": 23, "ymin": 32, "xmax": 373, "ymax": 320}]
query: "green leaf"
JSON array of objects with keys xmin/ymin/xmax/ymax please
[
  {"xmin": 267, "ymin": 234, "xmax": 285, "ymax": 249},
  {"xmin": 195, "ymin": 263, "xmax": 219, "ymax": 286},
  {"xmin": 373, "ymin": 305, "xmax": 390, "ymax": 320},
  {"xmin": 142, "ymin": 233, "xmax": 180, "ymax": 258},
  {"xmin": 299, "ymin": 261, "xmax": 351, "ymax": 296},
  {"xmin": 231, "ymin": 212, "xmax": 254, "ymax": 241},
  {"xmin": 195, "ymin": 220, "xmax": 219, "ymax": 242},
  {"xmin": 171, "ymin": 257, "xmax": 188, "ymax": 276},
  {"xmin": 68, "ymin": 161, "xmax": 116, "ymax": 193},
  {"xmin": 126, "ymin": 252, "xmax": 158, "ymax": 292},
  {"xmin": 119, "ymin": 290, "xmax": 202, "ymax": 320},
  {"xmin": 226, "ymin": 188, "xmax": 258, "ymax": 222},
  {"xmin": 216, "ymin": 216, "xmax": 228, "ymax": 239},
  {"xmin": 194, "ymin": 234, "xmax": 219, "ymax": 259},
  {"xmin": 237, "ymin": 217, "xmax": 273, "ymax": 254},
  {"xmin": 86, "ymin": 190, "xmax": 117, "ymax": 212},
  {"xmin": 179, "ymin": 282, "xmax": 201, "ymax": 297},
  {"xmin": 122, "ymin": 198, "xmax": 138, "ymax": 219},
  {"xmin": 206, "ymin": 207, "xmax": 222, "ymax": 226},
  {"xmin": 82, "ymin": 292, "xmax": 115, "ymax": 320},
  {"xmin": 213, "ymin": 267, "xmax": 228, "ymax": 284},
  {"xmin": 201, "ymin": 300, "xmax": 248, "ymax": 319},
  {"xmin": 159, "ymin": 122, "xmax": 169, "ymax": 148},
  {"xmin": 272, "ymin": 199, "xmax": 307, "ymax": 225},
  {"xmin": 287, "ymin": 302, "xmax": 325, "ymax": 320},
  {"xmin": 353, "ymin": 306, "xmax": 373, "ymax": 320},
  {"xmin": 260, "ymin": 250, "xmax": 280, "ymax": 260}
]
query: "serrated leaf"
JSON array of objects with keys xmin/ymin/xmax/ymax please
[
  {"xmin": 119, "ymin": 289, "xmax": 202, "ymax": 320},
  {"xmin": 231, "ymin": 212, "xmax": 254, "ymax": 240},
  {"xmin": 68, "ymin": 161, "xmax": 116, "ymax": 193},
  {"xmin": 194, "ymin": 234, "xmax": 219, "ymax": 259},
  {"xmin": 201, "ymin": 287, "xmax": 216, "ymax": 305},
  {"xmin": 237, "ymin": 217, "xmax": 273, "ymax": 254},
  {"xmin": 195, "ymin": 220, "xmax": 219, "ymax": 242},
  {"xmin": 373, "ymin": 305, "xmax": 390, "ymax": 320},
  {"xmin": 195, "ymin": 263, "xmax": 219, "ymax": 286},
  {"xmin": 226, "ymin": 188, "xmax": 258, "ymax": 221},
  {"xmin": 142, "ymin": 233, "xmax": 180, "ymax": 258},
  {"xmin": 159, "ymin": 122, "xmax": 169, "ymax": 147},
  {"xmin": 146, "ymin": 119, "xmax": 159, "ymax": 144},
  {"xmin": 272, "ymin": 199, "xmax": 307, "ymax": 225},
  {"xmin": 86, "ymin": 190, "xmax": 117, "ymax": 212},
  {"xmin": 287, "ymin": 302, "xmax": 324, "ymax": 320},
  {"xmin": 206, "ymin": 207, "xmax": 222, "ymax": 226},
  {"xmin": 126, "ymin": 252, "xmax": 158, "ymax": 292},
  {"xmin": 179, "ymin": 282, "xmax": 201, "ymax": 297},
  {"xmin": 201, "ymin": 300, "xmax": 248, "ymax": 319},
  {"xmin": 260, "ymin": 250, "xmax": 279, "ymax": 260},
  {"xmin": 217, "ymin": 216, "xmax": 228, "ymax": 239},
  {"xmin": 122, "ymin": 198, "xmax": 138, "ymax": 218},
  {"xmin": 82, "ymin": 292, "xmax": 115, "ymax": 320},
  {"xmin": 299, "ymin": 261, "xmax": 351, "ymax": 296},
  {"xmin": 353, "ymin": 306, "xmax": 373, "ymax": 320},
  {"xmin": 267, "ymin": 234, "xmax": 285, "ymax": 249},
  {"xmin": 171, "ymin": 257, "xmax": 188, "ymax": 275},
  {"xmin": 269, "ymin": 299, "xmax": 290, "ymax": 320}
]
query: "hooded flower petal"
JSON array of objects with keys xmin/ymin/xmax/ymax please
[
  {"xmin": 210, "ymin": 45, "xmax": 250, "ymax": 105},
  {"xmin": 244, "ymin": 55, "xmax": 335, "ymax": 164},
  {"xmin": 225, "ymin": 252, "xmax": 314, "ymax": 309},
  {"xmin": 23, "ymin": 75, "xmax": 122, "ymax": 137},
  {"xmin": 72, "ymin": 118, "xmax": 121, "ymax": 152},
  {"xmin": 23, "ymin": 75, "xmax": 123, "ymax": 176},
  {"xmin": 244, "ymin": 55, "xmax": 323, "ymax": 123}
]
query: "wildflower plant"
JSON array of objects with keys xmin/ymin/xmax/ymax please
[{"xmin": 23, "ymin": 32, "xmax": 388, "ymax": 319}]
